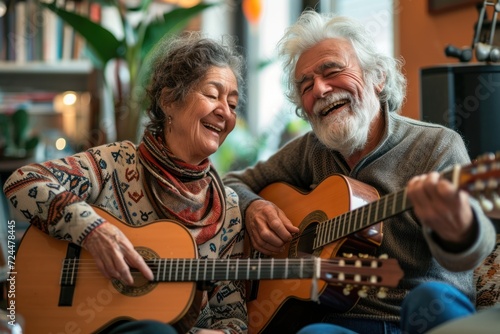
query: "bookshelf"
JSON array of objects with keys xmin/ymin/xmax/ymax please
[
  {"xmin": 0, "ymin": 59, "xmax": 96, "ymax": 91},
  {"xmin": 0, "ymin": 0, "xmax": 98, "ymax": 63},
  {"xmin": 0, "ymin": 60, "xmax": 103, "ymax": 235},
  {"xmin": 0, "ymin": 59, "xmax": 103, "ymax": 153},
  {"xmin": 0, "ymin": 0, "xmax": 105, "ymax": 157}
]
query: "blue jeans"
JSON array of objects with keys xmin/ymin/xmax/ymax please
[
  {"xmin": 297, "ymin": 282, "xmax": 475, "ymax": 334},
  {"xmin": 105, "ymin": 320, "xmax": 177, "ymax": 334},
  {"xmin": 400, "ymin": 281, "xmax": 475, "ymax": 334},
  {"xmin": 297, "ymin": 319, "xmax": 400, "ymax": 334}
]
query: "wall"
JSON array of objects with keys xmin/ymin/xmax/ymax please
[{"xmin": 397, "ymin": 0, "xmax": 479, "ymax": 119}]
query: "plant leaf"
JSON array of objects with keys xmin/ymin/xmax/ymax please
[
  {"xmin": 141, "ymin": 3, "xmax": 216, "ymax": 58},
  {"xmin": 42, "ymin": 2, "xmax": 125, "ymax": 66}
]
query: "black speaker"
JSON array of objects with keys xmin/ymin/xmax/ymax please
[{"xmin": 420, "ymin": 64, "xmax": 500, "ymax": 160}]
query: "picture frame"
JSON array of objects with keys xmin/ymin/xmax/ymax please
[{"xmin": 428, "ymin": 0, "xmax": 480, "ymax": 14}]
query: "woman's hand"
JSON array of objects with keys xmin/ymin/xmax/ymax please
[
  {"xmin": 245, "ymin": 199, "xmax": 299, "ymax": 255},
  {"xmin": 82, "ymin": 222, "xmax": 154, "ymax": 285}
]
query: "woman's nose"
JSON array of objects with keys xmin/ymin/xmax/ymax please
[{"xmin": 214, "ymin": 102, "xmax": 230, "ymax": 119}]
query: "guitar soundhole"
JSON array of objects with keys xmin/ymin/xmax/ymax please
[
  {"xmin": 111, "ymin": 246, "xmax": 158, "ymax": 296},
  {"xmin": 289, "ymin": 210, "xmax": 328, "ymax": 258}
]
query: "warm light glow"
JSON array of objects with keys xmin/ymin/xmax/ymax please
[
  {"xmin": 159, "ymin": 0, "xmax": 201, "ymax": 8},
  {"xmin": 0, "ymin": 1, "xmax": 6, "ymax": 18},
  {"xmin": 242, "ymin": 0, "xmax": 262, "ymax": 25},
  {"xmin": 55, "ymin": 138, "xmax": 67, "ymax": 151},
  {"xmin": 62, "ymin": 92, "xmax": 77, "ymax": 106}
]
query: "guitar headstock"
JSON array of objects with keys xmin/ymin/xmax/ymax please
[
  {"xmin": 320, "ymin": 254, "xmax": 403, "ymax": 298},
  {"xmin": 450, "ymin": 152, "xmax": 500, "ymax": 219}
]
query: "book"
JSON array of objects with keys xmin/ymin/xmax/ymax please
[
  {"xmin": 0, "ymin": 6, "xmax": 5, "ymax": 61},
  {"xmin": 14, "ymin": 0, "xmax": 27, "ymax": 63},
  {"xmin": 42, "ymin": 2, "xmax": 58, "ymax": 62},
  {"xmin": 62, "ymin": 0, "xmax": 75, "ymax": 61}
]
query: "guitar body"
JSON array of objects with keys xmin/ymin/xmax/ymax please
[
  {"xmin": 248, "ymin": 175, "xmax": 382, "ymax": 334},
  {"xmin": 14, "ymin": 208, "xmax": 200, "ymax": 334}
]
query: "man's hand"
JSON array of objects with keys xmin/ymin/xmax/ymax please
[
  {"xmin": 407, "ymin": 171, "xmax": 475, "ymax": 247},
  {"xmin": 82, "ymin": 222, "xmax": 154, "ymax": 285},
  {"xmin": 245, "ymin": 199, "xmax": 299, "ymax": 255}
]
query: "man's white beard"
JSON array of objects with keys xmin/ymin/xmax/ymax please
[{"xmin": 309, "ymin": 86, "xmax": 380, "ymax": 157}]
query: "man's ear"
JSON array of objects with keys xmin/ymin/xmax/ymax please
[{"xmin": 375, "ymin": 71, "xmax": 386, "ymax": 94}]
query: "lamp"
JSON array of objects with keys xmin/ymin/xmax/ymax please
[
  {"xmin": 0, "ymin": 1, "xmax": 6, "ymax": 18},
  {"xmin": 53, "ymin": 91, "xmax": 91, "ymax": 151},
  {"xmin": 242, "ymin": 0, "xmax": 263, "ymax": 25},
  {"xmin": 158, "ymin": 0, "xmax": 201, "ymax": 8}
]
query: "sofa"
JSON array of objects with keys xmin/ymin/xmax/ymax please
[{"xmin": 474, "ymin": 233, "xmax": 500, "ymax": 309}]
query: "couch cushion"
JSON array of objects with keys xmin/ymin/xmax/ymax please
[{"xmin": 474, "ymin": 234, "xmax": 500, "ymax": 310}]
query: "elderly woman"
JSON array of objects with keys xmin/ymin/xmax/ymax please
[{"xmin": 3, "ymin": 32, "xmax": 247, "ymax": 334}]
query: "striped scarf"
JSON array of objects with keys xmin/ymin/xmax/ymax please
[{"xmin": 137, "ymin": 131, "xmax": 225, "ymax": 245}]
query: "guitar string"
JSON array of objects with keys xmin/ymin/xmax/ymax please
[
  {"xmin": 284, "ymin": 161, "xmax": 500, "ymax": 248},
  {"xmin": 286, "ymin": 189, "xmax": 408, "ymax": 248},
  {"xmin": 58, "ymin": 258, "xmax": 388, "ymax": 283}
]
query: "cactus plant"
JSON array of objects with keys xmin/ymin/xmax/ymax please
[{"xmin": 0, "ymin": 108, "xmax": 39, "ymax": 158}]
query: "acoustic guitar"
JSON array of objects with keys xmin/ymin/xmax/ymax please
[
  {"xmin": 12, "ymin": 206, "xmax": 403, "ymax": 334},
  {"xmin": 248, "ymin": 153, "xmax": 500, "ymax": 334}
]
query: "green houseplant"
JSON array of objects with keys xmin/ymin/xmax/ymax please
[
  {"xmin": 0, "ymin": 108, "xmax": 40, "ymax": 158},
  {"xmin": 42, "ymin": 0, "xmax": 217, "ymax": 142}
]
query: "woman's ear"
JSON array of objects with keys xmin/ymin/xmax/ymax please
[{"xmin": 159, "ymin": 87, "xmax": 173, "ymax": 112}]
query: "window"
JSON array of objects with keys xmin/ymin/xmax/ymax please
[
  {"xmin": 203, "ymin": 1, "xmax": 395, "ymax": 171},
  {"xmin": 246, "ymin": 0, "xmax": 395, "ymax": 138}
]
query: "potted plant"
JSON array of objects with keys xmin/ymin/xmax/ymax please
[{"xmin": 42, "ymin": 0, "xmax": 218, "ymax": 142}]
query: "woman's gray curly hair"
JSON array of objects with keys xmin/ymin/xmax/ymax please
[
  {"xmin": 145, "ymin": 31, "xmax": 246, "ymax": 134},
  {"xmin": 278, "ymin": 10, "xmax": 406, "ymax": 119}
]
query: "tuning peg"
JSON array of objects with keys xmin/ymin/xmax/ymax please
[
  {"xmin": 492, "ymin": 192, "xmax": 500, "ymax": 209},
  {"xmin": 343, "ymin": 284, "xmax": 353, "ymax": 296},
  {"xmin": 378, "ymin": 254, "xmax": 389, "ymax": 259},
  {"xmin": 487, "ymin": 179, "xmax": 499, "ymax": 190},
  {"xmin": 479, "ymin": 195, "xmax": 494, "ymax": 212},
  {"xmin": 474, "ymin": 179, "xmax": 486, "ymax": 191},
  {"xmin": 357, "ymin": 253, "xmax": 369, "ymax": 258},
  {"xmin": 377, "ymin": 287, "xmax": 388, "ymax": 299},
  {"xmin": 342, "ymin": 253, "xmax": 353, "ymax": 258},
  {"xmin": 358, "ymin": 286, "xmax": 368, "ymax": 298},
  {"xmin": 478, "ymin": 152, "xmax": 496, "ymax": 162}
]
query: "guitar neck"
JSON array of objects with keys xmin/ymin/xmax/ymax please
[
  {"xmin": 314, "ymin": 188, "xmax": 410, "ymax": 249},
  {"xmin": 149, "ymin": 257, "xmax": 318, "ymax": 282},
  {"xmin": 313, "ymin": 165, "xmax": 473, "ymax": 250},
  {"xmin": 144, "ymin": 256, "xmax": 402, "ymax": 288}
]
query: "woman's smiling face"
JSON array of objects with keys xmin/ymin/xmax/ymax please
[{"xmin": 164, "ymin": 66, "xmax": 239, "ymax": 165}]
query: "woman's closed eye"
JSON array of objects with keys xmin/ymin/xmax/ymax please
[
  {"xmin": 228, "ymin": 102, "xmax": 238, "ymax": 112},
  {"xmin": 205, "ymin": 93, "xmax": 218, "ymax": 100}
]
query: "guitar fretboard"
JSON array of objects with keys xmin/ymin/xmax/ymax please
[
  {"xmin": 314, "ymin": 189, "xmax": 410, "ymax": 249},
  {"xmin": 314, "ymin": 169, "xmax": 457, "ymax": 249},
  {"xmin": 150, "ymin": 257, "xmax": 316, "ymax": 282}
]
